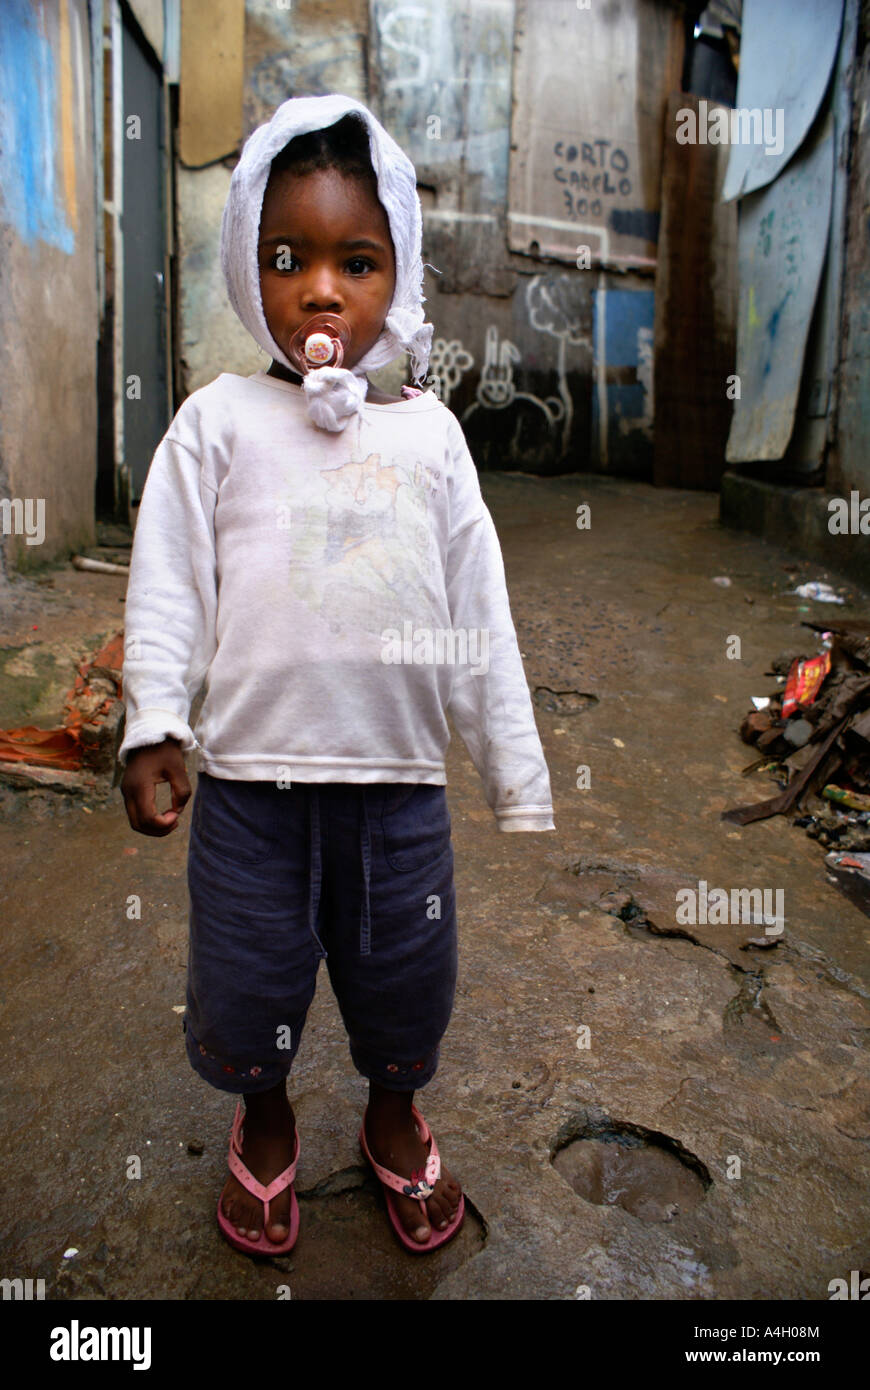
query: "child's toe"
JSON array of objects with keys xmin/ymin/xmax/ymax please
[
  {"xmin": 265, "ymin": 1208, "xmax": 289, "ymax": 1242},
  {"xmin": 396, "ymin": 1196, "xmax": 430, "ymax": 1241},
  {"xmin": 426, "ymin": 1192, "xmax": 450, "ymax": 1229}
]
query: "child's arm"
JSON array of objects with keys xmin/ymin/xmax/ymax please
[
  {"xmin": 443, "ymin": 416, "xmax": 555, "ymax": 832},
  {"xmin": 118, "ymin": 428, "xmax": 219, "ymax": 832}
]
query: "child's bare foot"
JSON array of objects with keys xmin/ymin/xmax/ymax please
[
  {"xmin": 363, "ymin": 1084, "xmax": 462, "ymax": 1244},
  {"xmin": 219, "ymin": 1083, "xmax": 297, "ymax": 1245}
]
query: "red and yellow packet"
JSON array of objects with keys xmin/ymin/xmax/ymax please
[{"xmin": 781, "ymin": 651, "xmax": 832, "ymax": 719}]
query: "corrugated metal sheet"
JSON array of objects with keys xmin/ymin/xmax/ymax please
[
  {"xmin": 721, "ymin": 0, "xmax": 843, "ymax": 201},
  {"xmin": 726, "ymin": 111, "xmax": 834, "ymax": 462}
]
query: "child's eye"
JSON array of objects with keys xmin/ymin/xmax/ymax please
[
  {"xmin": 269, "ymin": 249, "xmax": 300, "ymax": 271},
  {"xmin": 346, "ymin": 257, "xmax": 374, "ymax": 275}
]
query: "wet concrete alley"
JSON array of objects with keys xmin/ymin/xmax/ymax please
[{"xmin": 1, "ymin": 472, "xmax": 868, "ymax": 1301}]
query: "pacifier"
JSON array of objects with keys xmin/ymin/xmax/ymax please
[{"xmin": 288, "ymin": 314, "xmax": 351, "ymax": 374}]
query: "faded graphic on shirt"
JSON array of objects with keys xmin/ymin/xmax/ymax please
[{"xmin": 287, "ymin": 448, "xmax": 442, "ymax": 642}]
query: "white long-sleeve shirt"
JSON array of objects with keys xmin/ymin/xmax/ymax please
[{"xmin": 119, "ymin": 369, "xmax": 555, "ymax": 832}]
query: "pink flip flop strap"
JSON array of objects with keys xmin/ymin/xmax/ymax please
[
  {"xmin": 228, "ymin": 1102, "xmax": 300, "ymax": 1210},
  {"xmin": 363, "ymin": 1103, "xmax": 441, "ymax": 1198}
]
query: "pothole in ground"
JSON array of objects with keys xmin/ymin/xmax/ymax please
[
  {"xmin": 550, "ymin": 1113, "xmax": 711, "ymax": 1223},
  {"xmin": 532, "ymin": 686, "xmax": 599, "ymax": 715}
]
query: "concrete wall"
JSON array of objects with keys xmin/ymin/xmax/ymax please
[
  {"xmin": 178, "ymin": 0, "xmax": 680, "ymax": 475},
  {"xmin": 0, "ymin": 0, "xmax": 98, "ymax": 573}
]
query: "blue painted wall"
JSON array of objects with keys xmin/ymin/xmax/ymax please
[
  {"xmin": 0, "ymin": 0, "xmax": 75, "ymax": 254},
  {"xmin": 592, "ymin": 288, "xmax": 655, "ymax": 475}
]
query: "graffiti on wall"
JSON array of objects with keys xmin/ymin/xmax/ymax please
[
  {"xmin": 524, "ymin": 274, "xmax": 591, "ymax": 453},
  {"xmin": 552, "ymin": 137, "xmax": 633, "ymax": 227},
  {"xmin": 373, "ymin": 0, "xmax": 513, "ymax": 204},
  {"xmin": 460, "ymin": 323, "xmax": 566, "ymax": 446},
  {"xmin": 423, "ymin": 274, "xmax": 591, "ymax": 460},
  {"xmin": 508, "ymin": 0, "xmax": 681, "ymax": 265},
  {"xmin": 424, "ymin": 337, "xmax": 474, "ymax": 407}
]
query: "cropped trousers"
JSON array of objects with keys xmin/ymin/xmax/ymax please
[{"xmin": 183, "ymin": 772, "xmax": 458, "ymax": 1094}]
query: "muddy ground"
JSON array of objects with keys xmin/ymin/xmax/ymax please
[{"xmin": 0, "ymin": 473, "xmax": 868, "ymax": 1300}]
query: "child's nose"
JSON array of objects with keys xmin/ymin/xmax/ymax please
[{"xmin": 300, "ymin": 266, "xmax": 344, "ymax": 312}]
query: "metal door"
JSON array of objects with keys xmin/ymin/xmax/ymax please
[{"xmin": 121, "ymin": 5, "xmax": 169, "ymax": 500}]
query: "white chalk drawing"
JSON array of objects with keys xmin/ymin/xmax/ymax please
[
  {"xmin": 461, "ymin": 324, "xmax": 565, "ymax": 438},
  {"xmin": 380, "ymin": 4, "xmax": 431, "ymax": 88},
  {"xmin": 480, "ymin": 323, "xmax": 562, "ymax": 424},
  {"xmin": 476, "ymin": 328, "xmax": 520, "ymax": 407},
  {"xmin": 460, "ymin": 279, "xmax": 591, "ymax": 453},
  {"xmin": 425, "ymin": 337, "xmax": 474, "ymax": 406},
  {"xmin": 525, "ymin": 275, "xmax": 591, "ymax": 453},
  {"xmin": 377, "ymin": 1, "xmax": 512, "ymax": 202}
]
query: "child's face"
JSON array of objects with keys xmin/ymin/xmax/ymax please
[{"xmin": 258, "ymin": 166, "xmax": 397, "ymax": 374}]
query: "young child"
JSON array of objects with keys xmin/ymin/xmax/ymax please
[{"xmin": 119, "ymin": 94, "xmax": 555, "ymax": 1258}]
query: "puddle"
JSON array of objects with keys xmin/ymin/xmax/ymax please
[
  {"xmin": 532, "ymin": 686, "xmax": 599, "ymax": 715},
  {"xmin": 551, "ymin": 1114, "xmax": 710, "ymax": 1223}
]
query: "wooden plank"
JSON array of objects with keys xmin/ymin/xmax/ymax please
[
  {"xmin": 830, "ymin": 0, "xmax": 870, "ymax": 496},
  {"xmin": 653, "ymin": 92, "xmax": 737, "ymax": 489},
  {"xmin": 507, "ymin": 0, "xmax": 684, "ymax": 270},
  {"xmin": 179, "ymin": 0, "xmax": 244, "ymax": 167}
]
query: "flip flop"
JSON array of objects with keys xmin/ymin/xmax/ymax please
[
  {"xmin": 217, "ymin": 1102, "xmax": 300, "ymax": 1256},
  {"xmin": 359, "ymin": 1103, "xmax": 465, "ymax": 1254}
]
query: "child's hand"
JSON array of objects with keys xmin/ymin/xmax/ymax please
[{"xmin": 121, "ymin": 738, "xmax": 192, "ymax": 837}]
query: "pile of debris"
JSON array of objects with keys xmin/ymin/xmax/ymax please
[
  {"xmin": 722, "ymin": 619, "xmax": 870, "ymax": 915},
  {"xmin": 0, "ymin": 631, "xmax": 125, "ymax": 799}
]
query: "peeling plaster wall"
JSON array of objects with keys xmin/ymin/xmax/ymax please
[
  {"xmin": 371, "ymin": 0, "xmax": 516, "ymax": 296},
  {"xmin": 372, "ymin": 0, "xmax": 668, "ymax": 475},
  {"xmin": 0, "ymin": 0, "xmax": 98, "ymax": 573},
  {"xmin": 245, "ymin": 0, "xmax": 369, "ymax": 132}
]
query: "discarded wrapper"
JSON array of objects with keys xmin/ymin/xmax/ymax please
[
  {"xmin": 781, "ymin": 650, "xmax": 831, "ymax": 719},
  {"xmin": 826, "ymin": 849, "xmax": 870, "ymax": 871},
  {"xmin": 791, "ymin": 581, "xmax": 845, "ymax": 604}
]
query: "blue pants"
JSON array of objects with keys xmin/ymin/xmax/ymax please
[{"xmin": 184, "ymin": 774, "xmax": 458, "ymax": 1095}]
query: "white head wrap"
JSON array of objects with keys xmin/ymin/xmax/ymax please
[{"xmin": 220, "ymin": 94, "xmax": 433, "ymax": 431}]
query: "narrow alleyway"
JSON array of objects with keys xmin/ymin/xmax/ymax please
[{"xmin": 1, "ymin": 473, "xmax": 867, "ymax": 1300}]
